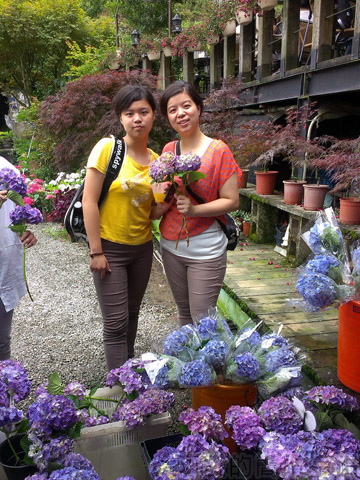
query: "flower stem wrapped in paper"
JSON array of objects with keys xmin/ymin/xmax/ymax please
[{"xmin": 149, "ymin": 151, "xmax": 205, "ymax": 247}]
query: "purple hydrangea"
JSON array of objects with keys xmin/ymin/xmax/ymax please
[
  {"xmin": 0, "ymin": 168, "xmax": 28, "ymax": 196},
  {"xmin": 234, "ymin": 352, "xmax": 260, "ymax": 381},
  {"xmin": 306, "ymin": 385, "xmax": 359, "ymax": 412},
  {"xmin": 9, "ymin": 205, "xmax": 43, "ymax": 225},
  {"xmin": 24, "ymin": 474, "xmax": 48, "ymax": 480},
  {"xmin": 0, "ymin": 359, "xmax": 31, "ymax": 404},
  {"xmin": 296, "ymin": 273, "xmax": 336, "ymax": 311},
  {"xmin": 63, "ymin": 452, "xmax": 95, "ymax": 471},
  {"xmin": 0, "ymin": 405, "xmax": 23, "ymax": 429},
  {"xmin": 225, "ymin": 406, "xmax": 265, "ymax": 450},
  {"xmin": 28, "ymin": 435, "xmax": 73, "ymax": 471},
  {"xmin": 116, "ymin": 478, "xmax": 136, "ymax": 480},
  {"xmin": 174, "ymin": 153, "xmax": 201, "ymax": 173},
  {"xmin": 112, "ymin": 389, "xmax": 174, "ymax": 428},
  {"xmin": 201, "ymin": 339, "xmax": 229, "ymax": 370},
  {"xmin": 265, "ymin": 349, "xmax": 298, "ymax": 373},
  {"xmin": 150, "ymin": 434, "xmax": 229, "ymax": 480},
  {"xmin": 106, "ymin": 364, "xmax": 143, "ymax": 394},
  {"xmin": 153, "ymin": 366, "xmax": 170, "ymax": 389},
  {"xmin": 48, "ymin": 467, "xmax": 99, "ymax": 479},
  {"xmin": 163, "ymin": 329, "xmax": 191, "ymax": 359},
  {"xmin": 197, "ymin": 316, "xmax": 218, "ymax": 340},
  {"xmin": 179, "ymin": 406, "xmax": 228, "ymax": 442},
  {"xmin": 258, "ymin": 396, "xmax": 303, "ymax": 435},
  {"xmin": 64, "ymin": 382, "xmax": 86, "ymax": 402},
  {"xmin": 149, "ymin": 152, "xmax": 176, "ymax": 182},
  {"xmin": 27, "ymin": 394, "xmax": 78, "ymax": 438},
  {"xmin": 178, "ymin": 359, "xmax": 214, "ymax": 387}
]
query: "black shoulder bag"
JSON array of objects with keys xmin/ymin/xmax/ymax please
[
  {"xmin": 64, "ymin": 136, "xmax": 126, "ymax": 243},
  {"xmin": 175, "ymin": 141, "xmax": 239, "ymax": 251}
]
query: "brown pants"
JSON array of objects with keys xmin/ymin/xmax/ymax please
[
  {"xmin": 93, "ymin": 239, "xmax": 153, "ymax": 370},
  {"xmin": 161, "ymin": 249, "xmax": 227, "ymax": 325}
]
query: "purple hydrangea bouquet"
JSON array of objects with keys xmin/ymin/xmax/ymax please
[
  {"xmin": 149, "ymin": 151, "xmax": 204, "ymax": 247},
  {"xmin": 0, "ymin": 167, "xmax": 43, "ymax": 301},
  {"xmin": 43, "ymin": 357, "xmax": 174, "ymax": 431},
  {"xmin": 296, "ymin": 207, "xmax": 358, "ymax": 311},
  {"xmin": 224, "ymin": 385, "xmax": 360, "ymax": 479},
  {"xmin": 144, "ymin": 310, "xmax": 302, "ymax": 397},
  {"xmin": 0, "ymin": 359, "xmax": 31, "ymax": 467},
  {"xmin": 149, "ymin": 406, "xmax": 230, "ymax": 480}
]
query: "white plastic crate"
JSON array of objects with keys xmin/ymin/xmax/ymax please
[{"xmin": 74, "ymin": 387, "xmax": 171, "ymax": 480}]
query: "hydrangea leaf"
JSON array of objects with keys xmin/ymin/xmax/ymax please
[
  {"xmin": 48, "ymin": 372, "xmax": 65, "ymax": 395},
  {"xmin": 187, "ymin": 171, "xmax": 206, "ymax": 182},
  {"xmin": 178, "ymin": 423, "xmax": 191, "ymax": 436},
  {"xmin": 314, "ymin": 411, "xmax": 333, "ymax": 431},
  {"xmin": 333, "ymin": 413, "xmax": 360, "ymax": 440},
  {"xmin": 7, "ymin": 190, "xmax": 25, "ymax": 206}
]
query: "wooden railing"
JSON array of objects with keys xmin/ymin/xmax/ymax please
[{"xmin": 143, "ymin": 0, "xmax": 360, "ymax": 101}]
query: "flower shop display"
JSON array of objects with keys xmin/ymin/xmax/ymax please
[
  {"xmin": 224, "ymin": 385, "xmax": 360, "ymax": 479},
  {"xmin": 149, "ymin": 150, "xmax": 204, "ymax": 247}
]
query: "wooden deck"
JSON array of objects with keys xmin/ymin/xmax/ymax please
[{"xmin": 224, "ymin": 234, "xmax": 353, "ymax": 393}]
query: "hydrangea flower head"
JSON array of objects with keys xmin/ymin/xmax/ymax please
[
  {"xmin": 234, "ymin": 352, "xmax": 260, "ymax": 381},
  {"xmin": 258, "ymin": 396, "xmax": 303, "ymax": 434},
  {"xmin": 179, "ymin": 406, "xmax": 228, "ymax": 441},
  {"xmin": 201, "ymin": 339, "xmax": 229, "ymax": 370},
  {"xmin": 149, "ymin": 152, "xmax": 176, "ymax": 182},
  {"xmin": 296, "ymin": 273, "xmax": 336, "ymax": 311},
  {"xmin": 9, "ymin": 204, "xmax": 43, "ymax": 225},
  {"xmin": 106, "ymin": 364, "xmax": 143, "ymax": 394},
  {"xmin": 178, "ymin": 359, "xmax": 214, "ymax": 387},
  {"xmin": 64, "ymin": 382, "xmax": 86, "ymax": 402},
  {"xmin": 306, "ymin": 385, "xmax": 359, "ymax": 411},
  {"xmin": 265, "ymin": 349, "xmax": 298, "ymax": 373},
  {"xmin": 225, "ymin": 405, "xmax": 265, "ymax": 450},
  {"xmin": 0, "ymin": 167, "xmax": 28, "ymax": 196},
  {"xmin": 174, "ymin": 153, "xmax": 201, "ymax": 172},
  {"xmin": 0, "ymin": 359, "xmax": 31, "ymax": 404}
]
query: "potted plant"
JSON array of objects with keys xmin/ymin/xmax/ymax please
[
  {"xmin": 241, "ymin": 211, "xmax": 252, "ymax": 236},
  {"xmin": 160, "ymin": 36, "xmax": 175, "ymax": 57},
  {"xmin": 139, "ymin": 35, "xmax": 161, "ymax": 61},
  {"xmin": 310, "ymin": 135, "xmax": 360, "ymax": 223},
  {"xmin": 235, "ymin": 0, "xmax": 261, "ymax": 25}
]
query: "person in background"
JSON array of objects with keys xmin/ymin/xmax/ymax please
[
  {"xmin": 83, "ymin": 85, "xmax": 171, "ymax": 370},
  {"xmin": 0, "ymin": 156, "xmax": 37, "ymax": 360},
  {"xmin": 157, "ymin": 81, "xmax": 241, "ymax": 326}
]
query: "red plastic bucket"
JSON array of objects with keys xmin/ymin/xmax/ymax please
[{"xmin": 338, "ymin": 300, "xmax": 360, "ymax": 393}]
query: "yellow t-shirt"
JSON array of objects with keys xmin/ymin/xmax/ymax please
[{"xmin": 87, "ymin": 137, "xmax": 158, "ymax": 245}]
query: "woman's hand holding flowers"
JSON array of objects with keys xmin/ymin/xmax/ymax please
[
  {"xmin": 20, "ymin": 230, "xmax": 37, "ymax": 248},
  {"xmin": 175, "ymin": 194, "xmax": 194, "ymax": 216}
]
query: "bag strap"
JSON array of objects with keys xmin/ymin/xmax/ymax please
[
  {"xmin": 175, "ymin": 141, "xmax": 228, "ymax": 231},
  {"xmin": 98, "ymin": 136, "xmax": 127, "ymax": 206}
]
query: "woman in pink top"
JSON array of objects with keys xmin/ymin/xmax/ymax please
[{"xmin": 158, "ymin": 81, "xmax": 242, "ymax": 325}]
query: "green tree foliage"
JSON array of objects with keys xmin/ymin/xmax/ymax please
[
  {"xmin": 0, "ymin": 0, "xmax": 96, "ymax": 104},
  {"xmin": 36, "ymin": 70, "xmax": 173, "ymax": 172},
  {"xmin": 81, "ymin": 0, "xmax": 108, "ymax": 18}
]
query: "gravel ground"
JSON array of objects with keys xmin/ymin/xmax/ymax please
[{"xmin": 12, "ymin": 222, "xmax": 191, "ymax": 432}]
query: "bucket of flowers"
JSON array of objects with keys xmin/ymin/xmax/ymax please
[{"xmin": 142, "ymin": 309, "xmax": 303, "ymax": 452}]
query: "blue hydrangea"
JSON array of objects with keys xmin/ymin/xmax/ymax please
[
  {"xmin": 306, "ymin": 254, "xmax": 338, "ymax": 276},
  {"xmin": 153, "ymin": 366, "xmax": 170, "ymax": 388},
  {"xmin": 197, "ymin": 317, "xmax": 218, "ymax": 341},
  {"xmin": 258, "ymin": 396, "xmax": 303, "ymax": 435},
  {"xmin": 296, "ymin": 273, "xmax": 336, "ymax": 311},
  {"xmin": 163, "ymin": 329, "xmax": 190, "ymax": 358},
  {"xmin": 352, "ymin": 246, "xmax": 360, "ymax": 275},
  {"xmin": 261, "ymin": 333, "xmax": 289, "ymax": 349},
  {"xmin": 265, "ymin": 349, "xmax": 298, "ymax": 373},
  {"xmin": 201, "ymin": 339, "xmax": 229, "ymax": 370},
  {"xmin": 234, "ymin": 352, "xmax": 260, "ymax": 381},
  {"xmin": 178, "ymin": 360, "xmax": 214, "ymax": 387}
]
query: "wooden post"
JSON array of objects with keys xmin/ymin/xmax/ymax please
[
  {"xmin": 183, "ymin": 51, "xmax": 194, "ymax": 84},
  {"xmin": 210, "ymin": 43, "xmax": 223, "ymax": 91},
  {"xmin": 224, "ymin": 34, "xmax": 236, "ymax": 79},
  {"xmin": 142, "ymin": 56, "xmax": 152, "ymax": 71},
  {"xmin": 352, "ymin": 0, "xmax": 360, "ymax": 59},
  {"xmin": 310, "ymin": 0, "xmax": 335, "ymax": 68},
  {"xmin": 239, "ymin": 20, "xmax": 255, "ymax": 83},
  {"xmin": 159, "ymin": 52, "xmax": 171, "ymax": 90},
  {"xmin": 257, "ymin": 9, "xmax": 274, "ymax": 81},
  {"xmin": 280, "ymin": 0, "xmax": 301, "ymax": 76}
]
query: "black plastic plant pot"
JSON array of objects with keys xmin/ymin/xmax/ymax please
[
  {"xmin": 0, "ymin": 434, "xmax": 37, "ymax": 480},
  {"xmin": 234, "ymin": 449, "xmax": 280, "ymax": 480},
  {"xmin": 141, "ymin": 434, "xmax": 248, "ymax": 480}
]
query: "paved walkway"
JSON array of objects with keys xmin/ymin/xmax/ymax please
[{"xmin": 223, "ymin": 234, "xmax": 360, "ymax": 402}]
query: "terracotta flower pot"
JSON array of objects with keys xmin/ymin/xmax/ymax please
[
  {"xmin": 223, "ymin": 19, "xmax": 236, "ymax": 36},
  {"xmin": 340, "ymin": 197, "xmax": 360, "ymax": 225},
  {"xmin": 239, "ymin": 169, "xmax": 249, "ymax": 188},
  {"xmin": 255, "ymin": 171, "xmax": 278, "ymax": 195},
  {"xmin": 259, "ymin": 0, "xmax": 278, "ymax": 11},
  {"xmin": 242, "ymin": 221, "xmax": 251, "ymax": 236},
  {"xmin": 236, "ymin": 8, "xmax": 253, "ymax": 26},
  {"xmin": 302, "ymin": 184, "xmax": 329, "ymax": 211},
  {"xmin": 283, "ymin": 180, "xmax": 307, "ymax": 205}
]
